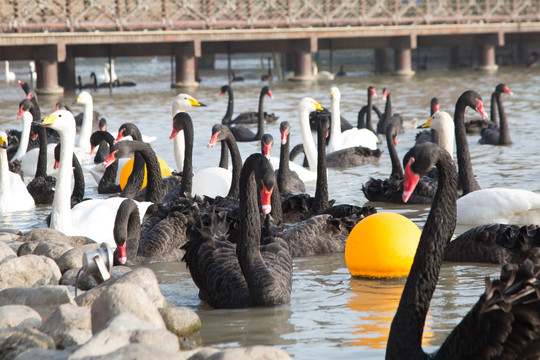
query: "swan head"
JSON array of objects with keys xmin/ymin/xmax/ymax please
[
  {"xmin": 219, "ymin": 85, "xmax": 231, "ymax": 96},
  {"xmin": 255, "ymin": 155, "xmax": 275, "ymax": 215},
  {"xmin": 18, "ymin": 98, "xmax": 34, "ymax": 119},
  {"xmin": 382, "ymin": 87, "xmax": 388, "ymax": 101},
  {"xmin": 430, "ymin": 97, "xmax": 440, "ymax": 114},
  {"xmin": 75, "ymin": 91, "xmax": 92, "ymax": 106},
  {"xmin": 0, "ymin": 131, "xmax": 8, "ymax": 150},
  {"xmin": 34, "ymin": 110, "xmax": 76, "ymax": 134},
  {"xmin": 330, "ymin": 86, "xmax": 341, "ymax": 101},
  {"xmin": 261, "ymin": 134, "xmax": 273, "ymax": 160},
  {"xmin": 299, "ymin": 97, "xmax": 324, "ymax": 114},
  {"xmin": 460, "ymin": 90, "xmax": 488, "ymax": 120},
  {"xmin": 172, "ymin": 93, "xmax": 207, "ymax": 116},
  {"xmin": 496, "ymin": 83, "xmax": 513, "ymax": 95},
  {"xmin": 279, "ymin": 121, "xmax": 290, "ymax": 145},
  {"xmin": 261, "ymin": 86, "xmax": 274, "ymax": 99},
  {"xmin": 103, "ymin": 140, "xmax": 145, "ymax": 167},
  {"xmin": 170, "ymin": 112, "xmax": 192, "ymax": 140},
  {"xmin": 367, "ymin": 86, "xmax": 377, "ymax": 98},
  {"xmin": 418, "ymin": 111, "xmax": 454, "ymax": 133},
  {"xmin": 208, "ymin": 124, "xmax": 230, "ymax": 148},
  {"xmin": 116, "ymin": 123, "xmax": 142, "ymax": 143}
]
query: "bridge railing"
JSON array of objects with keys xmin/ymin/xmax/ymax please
[{"xmin": 1, "ymin": 0, "xmax": 539, "ymax": 33}]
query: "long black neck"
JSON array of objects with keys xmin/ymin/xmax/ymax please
[
  {"xmin": 386, "ymin": 147, "xmax": 457, "ymax": 359},
  {"xmin": 357, "ymin": 106, "xmax": 367, "ymax": 128},
  {"xmin": 222, "ymin": 87, "xmax": 234, "ymax": 125},
  {"xmin": 496, "ymin": 91, "xmax": 512, "ymax": 145},
  {"xmin": 71, "ymin": 153, "xmax": 85, "ymax": 201},
  {"xmin": 237, "ymin": 154, "xmax": 272, "ymax": 305},
  {"xmin": 379, "ymin": 93, "xmax": 392, "ymax": 131},
  {"xmin": 223, "ymin": 128, "xmax": 242, "ymax": 199},
  {"xmin": 387, "ymin": 129, "xmax": 403, "ymax": 179},
  {"xmin": 180, "ymin": 118, "xmax": 195, "ymax": 195},
  {"xmin": 219, "ymin": 140, "xmax": 229, "ymax": 169},
  {"xmin": 35, "ymin": 126, "xmax": 48, "ymax": 178},
  {"xmin": 277, "ymin": 134, "xmax": 290, "ymax": 194},
  {"xmin": 254, "ymin": 91, "xmax": 266, "ymax": 140},
  {"xmin": 489, "ymin": 91, "xmax": 498, "ymax": 125},
  {"xmin": 311, "ymin": 122, "xmax": 329, "ymax": 214},
  {"xmin": 113, "ymin": 199, "xmax": 141, "ymax": 262},
  {"xmin": 121, "ymin": 153, "xmax": 145, "ymax": 198},
  {"xmin": 454, "ymin": 93, "xmax": 481, "ymax": 195}
]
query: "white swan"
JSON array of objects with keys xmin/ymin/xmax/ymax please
[
  {"xmin": 103, "ymin": 60, "xmax": 118, "ymax": 84},
  {"xmin": 457, "ymin": 188, "xmax": 540, "ymax": 225},
  {"xmin": 4, "ymin": 61, "xmax": 15, "ymax": 82},
  {"xmin": 11, "ymin": 110, "xmax": 57, "ymax": 177},
  {"xmin": 417, "ymin": 110, "xmax": 455, "ymax": 159},
  {"xmin": 298, "ymin": 97, "xmax": 325, "ymax": 172},
  {"xmin": 35, "ymin": 110, "xmax": 152, "ymax": 248},
  {"xmin": 328, "ymin": 87, "xmax": 378, "ymax": 152},
  {"xmin": 0, "ymin": 131, "xmax": 35, "ymax": 213},
  {"xmin": 171, "ymin": 93, "xmax": 207, "ymax": 171},
  {"xmin": 73, "ymin": 91, "xmax": 95, "ymax": 154}
]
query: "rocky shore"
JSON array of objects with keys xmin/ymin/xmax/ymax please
[{"xmin": 0, "ymin": 228, "xmax": 291, "ymax": 360}]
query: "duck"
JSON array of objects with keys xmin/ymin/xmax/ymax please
[
  {"xmin": 33, "ymin": 110, "xmax": 152, "ymax": 247},
  {"xmin": 375, "ymin": 87, "xmax": 404, "ymax": 135},
  {"xmin": 171, "ymin": 93, "xmax": 207, "ymax": 171},
  {"xmin": 260, "ymin": 128, "xmax": 306, "ymax": 194},
  {"xmin": 362, "ymin": 124, "xmax": 436, "ymax": 204},
  {"xmin": 182, "ymin": 152, "xmax": 292, "ymax": 308},
  {"xmin": 387, "ymin": 141, "xmax": 540, "ymax": 360},
  {"xmin": 112, "ymin": 197, "xmax": 192, "ymax": 265},
  {"xmin": 465, "ymin": 83, "xmax": 512, "ymax": 135},
  {"xmin": 478, "ymin": 83, "xmax": 513, "ymax": 145},
  {"xmin": 228, "ymin": 86, "xmax": 274, "ymax": 142},
  {"xmin": 328, "ymin": 87, "xmax": 379, "ymax": 153},
  {"xmin": 0, "ymin": 131, "xmax": 35, "ymax": 213}
]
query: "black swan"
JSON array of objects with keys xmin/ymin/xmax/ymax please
[
  {"xmin": 465, "ymin": 83, "xmax": 512, "ymax": 135},
  {"xmin": 356, "ymin": 86, "xmax": 379, "ymax": 134},
  {"xmin": 112, "ymin": 198, "xmax": 190, "ymax": 265},
  {"xmin": 182, "ymin": 153, "xmax": 292, "ymax": 308},
  {"xmin": 260, "ymin": 128, "xmax": 306, "ymax": 194},
  {"xmin": 444, "ymin": 223, "xmax": 540, "ymax": 264},
  {"xmin": 230, "ymin": 85, "xmax": 278, "ymax": 125},
  {"xmin": 387, "ymin": 141, "xmax": 540, "ymax": 359},
  {"xmin": 89, "ymin": 130, "xmax": 122, "ymax": 194},
  {"xmin": 362, "ymin": 124, "xmax": 436, "ymax": 204},
  {"xmin": 228, "ymin": 86, "xmax": 273, "ymax": 142},
  {"xmin": 478, "ymin": 83, "xmax": 513, "ymax": 145},
  {"xmin": 376, "ymin": 87, "xmax": 404, "ymax": 135},
  {"xmin": 219, "ymin": 85, "xmax": 234, "ymax": 125},
  {"xmin": 414, "ymin": 97, "xmax": 441, "ymax": 145}
]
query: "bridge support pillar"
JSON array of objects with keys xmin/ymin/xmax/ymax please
[
  {"xmin": 291, "ymin": 38, "xmax": 315, "ymax": 81},
  {"xmin": 393, "ymin": 36, "xmax": 416, "ymax": 76},
  {"xmin": 478, "ymin": 44, "xmax": 498, "ymax": 72},
  {"xmin": 172, "ymin": 42, "xmax": 200, "ymax": 88},
  {"xmin": 34, "ymin": 45, "xmax": 64, "ymax": 95},
  {"xmin": 374, "ymin": 48, "xmax": 390, "ymax": 74},
  {"xmin": 58, "ymin": 56, "xmax": 76, "ymax": 90}
]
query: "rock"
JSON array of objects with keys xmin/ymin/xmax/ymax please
[
  {"xmin": 0, "ymin": 241, "xmax": 16, "ymax": 263},
  {"xmin": 0, "ymin": 255, "xmax": 61, "ymax": 290},
  {"xmin": 57, "ymin": 244, "xmax": 101, "ymax": 273},
  {"xmin": 32, "ymin": 242, "xmax": 73, "ymax": 264},
  {"xmin": 0, "ymin": 230, "xmax": 22, "ymax": 240},
  {"xmin": 91, "ymin": 283, "xmax": 165, "ymax": 333},
  {"xmin": 183, "ymin": 347, "xmax": 221, "ymax": 360},
  {"xmin": 59, "ymin": 268, "xmax": 99, "ymax": 290},
  {"xmin": 0, "ymin": 326, "xmax": 55, "ymax": 360},
  {"xmin": 19, "ymin": 229, "xmax": 93, "ymax": 248},
  {"xmin": 16, "ymin": 242, "xmax": 39, "ymax": 257},
  {"xmin": 0, "ymin": 305, "xmax": 42, "ymax": 329},
  {"xmin": 0, "ymin": 286, "xmax": 76, "ymax": 319},
  {"xmin": 207, "ymin": 346, "xmax": 292, "ymax": 360},
  {"xmin": 13, "ymin": 348, "xmax": 71, "ymax": 360},
  {"xmin": 76, "ymin": 267, "xmax": 166, "ymax": 308},
  {"xmin": 84, "ymin": 343, "xmax": 186, "ymax": 360},
  {"xmin": 158, "ymin": 306, "xmax": 201, "ymax": 337},
  {"xmin": 40, "ymin": 304, "xmax": 92, "ymax": 349},
  {"xmin": 70, "ymin": 312, "xmax": 178, "ymax": 359}
]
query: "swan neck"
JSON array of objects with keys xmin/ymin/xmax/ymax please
[
  {"xmin": 328, "ymin": 96, "xmax": 341, "ymax": 151},
  {"xmin": 387, "ymin": 132, "xmax": 403, "ymax": 178},
  {"xmin": 254, "ymin": 94, "xmax": 265, "ymax": 140},
  {"xmin": 277, "ymin": 135, "xmax": 290, "ymax": 193},
  {"xmin": 180, "ymin": 120, "xmax": 194, "ymax": 195},
  {"xmin": 496, "ymin": 92, "xmax": 511, "ymax": 145},
  {"xmin": 387, "ymin": 148, "xmax": 457, "ymax": 358},
  {"xmin": 12, "ymin": 115, "xmax": 32, "ymax": 161},
  {"xmin": 218, "ymin": 140, "xmax": 229, "ymax": 169},
  {"xmin": 71, "ymin": 153, "xmax": 85, "ymax": 201},
  {"xmin": 225, "ymin": 131, "xmax": 242, "ymax": 198},
  {"xmin": 299, "ymin": 105, "xmax": 317, "ymax": 172},
  {"xmin": 173, "ymin": 131, "xmax": 185, "ymax": 171},
  {"xmin": 35, "ymin": 126, "xmax": 48, "ymax": 178},
  {"xmin": 0, "ymin": 149, "xmax": 9, "ymax": 191},
  {"xmin": 490, "ymin": 91, "xmax": 498, "ymax": 125},
  {"xmin": 78, "ymin": 101, "xmax": 93, "ymax": 151},
  {"xmin": 312, "ymin": 124, "xmax": 329, "ymax": 214},
  {"xmin": 51, "ymin": 129, "xmax": 74, "ymax": 234},
  {"xmin": 114, "ymin": 200, "xmax": 141, "ymax": 262},
  {"xmin": 454, "ymin": 99, "xmax": 480, "ymax": 194},
  {"xmin": 222, "ymin": 89, "xmax": 234, "ymax": 125}
]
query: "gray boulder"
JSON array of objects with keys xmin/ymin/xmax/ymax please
[
  {"xmin": 13, "ymin": 348, "xmax": 71, "ymax": 360},
  {"xmin": 32, "ymin": 242, "xmax": 73, "ymax": 263},
  {"xmin": 59, "ymin": 268, "xmax": 100, "ymax": 290},
  {"xmin": 207, "ymin": 346, "xmax": 292, "ymax": 360},
  {"xmin": 91, "ymin": 282, "xmax": 166, "ymax": 333},
  {"xmin": 0, "ymin": 241, "xmax": 16, "ymax": 263},
  {"xmin": 0, "ymin": 305, "xmax": 42, "ymax": 329},
  {"xmin": 16, "ymin": 242, "xmax": 39, "ymax": 257},
  {"xmin": 57, "ymin": 244, "xmax": 101, "ymax": 273},
  {"xmin": 0, "ymin": 326, "xmax": 55, "ymax": 360},
  {"xmin": 40, "ymin": 304, "xmax": 92, "ymax": 349},
  {"xmin": 0, "ymin": 285, "xmax": 76, "ymax": 319},
  {"xmin": 18, "ymin": 229, "xmax": 93, "ymax": 247},
  {"xmin": 0, "ymin": 255, "xmax": 61, "ymax": 290},
  {"xmin": 158, "ymin": 306, "xmax": 201, "ymax": 337},
  {"xmin": 83, "ymin": 343, "xmax": 187, "ymax": 360}
]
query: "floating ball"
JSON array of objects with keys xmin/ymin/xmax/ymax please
[
  {"xmin": 345, "ymin": 212, "xmax": 421, "ymax": 278},
  {"xmin": 119, "ymin": 156, "xmax": 172, "ymax": 190}
]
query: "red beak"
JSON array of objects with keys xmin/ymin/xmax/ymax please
[
  {"xmin": 208, "ymin": 132, "xmax": 220, "ymax": 148},
  {"xmin": 114, "ymin": 129, "xmax": 124, "ymax": 144},
  {"xmin": 17, "ymin": 106, "xmax": 24, "ymax": 119},
  {"xmin": 433, "ymin": 103, "xmax": 440, "ymax": 113},
  {"xmin": 504, "ymin": 86, "xmax": 513, "ymax": 95},
  {"xmin": 475, "ymin": 99, "xmax": 488, "ymax": 120},
  {"xmin": 54, "ymin": 160, "xmax": 60, "ymax": 170},
  {"xmin": 267, "ymin": 90, "xmax": 274, "ymax": 99},
  {"xmin": 103, "ymin": 150, "xmax": 118, "ymax": 168},
  {"xmin": 402, "ymin": 157, "xmax": 419, "ymax": 203},
  {"xmin": 260, "ymin": 183, "xmax": 273, "ymax": 214},
  {"xmin": 118, "ymin": 243, "xmax": 127, "ymax": 265},
  {"xmin": 169, "ymin": 128, "xmax": 179, "ymax": 140}
]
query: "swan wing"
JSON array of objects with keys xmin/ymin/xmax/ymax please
[
  {"xmin": 0, "ymin": 172, "xmax": 35, "ymax": 213},
  {"xmin": 457, "ymin": 188, "xmax": 540, "ymax": 225}
]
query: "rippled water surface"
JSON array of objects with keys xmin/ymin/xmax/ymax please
[{"xmin": 1, "ymin": 56, "xmax": 539, "ymax": 358}]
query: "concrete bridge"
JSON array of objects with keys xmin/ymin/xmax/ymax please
[{"xmin": 2, "ymin": 0, "xmax": 540, "ymax": 94}]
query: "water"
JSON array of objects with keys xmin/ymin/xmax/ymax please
[{"xmin": 1, "ymin": 56, "xmax": 539, "ymax": 358}]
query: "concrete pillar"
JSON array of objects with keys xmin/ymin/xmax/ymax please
[
  {"xmin": 449, "ymin": 45, "xmax": 462, "ymax": 69},
  {"xmin": 58, "ymin": 56, "xmax": 76, "ymax": 90},
  {"xmin": 374, "ymin": 48, "xmax": 389, "ymax": 74},
  {"xmin": 393, "ymin": 36, "xmax": 416, "ymax": 76},
  {"xmin": 477, "ymin": 43, "xmax": 498, "ymax": 72},
  {"xmin": 34, "ymin": 45, "xmax": 64, "ymax": 95},
  {"xmin": 291, "ymin": 38, "xmax": 316, "ymax": 81},
  {"xmin": 172, "ymin": 42, "xmax": 199, "ymax": 87}
]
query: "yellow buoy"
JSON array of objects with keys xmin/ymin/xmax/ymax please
[
  {"xmin": 119, "ymin": 156, "xmax": 172, "ymax": 190},
  {"xmin": 345, "ymin": 212, "xmax": 421, "ymax": 278}
]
